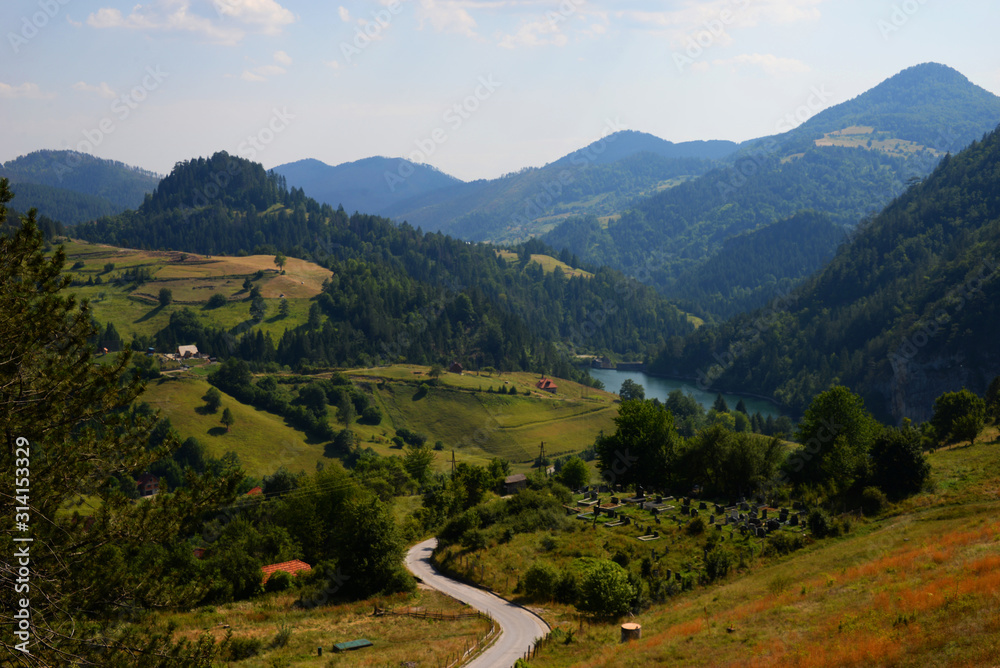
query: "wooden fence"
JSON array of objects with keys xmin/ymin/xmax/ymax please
[{"xmin": 375, "ymin": 607, "xmax": 499, "ymax": 667}]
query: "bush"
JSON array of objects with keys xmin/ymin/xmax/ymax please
[
  {"xmin": 766, "ymin": 531, "xmax": 805, "ymax": 556},
  {"xmin": 578, "ymin": 560, "xmax": 635, "ymax": 617},
  {"xmin": 270, "ymin": 625, "xmax": 292, "ymax": 649},
  {"xmin": 265, "ymin": 570, "xmax": 293, "ymax": 593},
  {"xmin": 686, "ymin": 516, "xmax": 706, "ymax": 536},
  {"xmin": 555, "ymin": 569, "xmax": 581, "ymax": 605},
  {"xmin": 523, "ymin": 562, "xmax": 559, "ymax": 601},
  {"xmin": 704, "ymin": 545, "xmax": 735, "ymax": 582},
  {"xmin": 226, "ymin": 636, "xmax": 263, "ymax": 661},
  {"xmin": 360, "ymin": 406, "xmax": 382, "ymax": 425},
  {"xmin": 807, "ymin": 508, "xmax": 834, "ymax": 538},
  {"xmin": 206, "ymin": 293, "xmax": 228, "ymax": 308},
  {"xmin": 860, "ymin": 486, "xmax": 888, "ymax": 516}
]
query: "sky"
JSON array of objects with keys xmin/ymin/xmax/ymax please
[{"xmin": 1, "ymin": 0, "xmax": 998, "ymax": 181}]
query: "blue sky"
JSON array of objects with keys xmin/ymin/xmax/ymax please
[{"xmin": 1, "ymin": 0, "xmax": 998, "ymax": 180}]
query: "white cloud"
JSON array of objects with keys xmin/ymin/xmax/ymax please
[
  {"xmin": 498, "ymin": 17, "xmax": 568, "ymax": 49},
  {"xmin": 86, "ymin": 0, "xmax": 294, "ymax": 45},
  {"xmin": 0, "ymin": 82, "xmax": 54, "ymax": 100},
  {"xmin": 417, "ymin": 0, "xmax": 478, "ymax": 38},
  {"xmin": 240, "ymin": 51, "xmax": 291, "ymax": 82},
  {"xmin": 713, "ymin": 53, "xmax": 811, "ymax": 75},
  {"xmin": 338, "ymin": 5, "xmax": 351, "ymax": 22},
  {"xmin": 213, "ymin": 0, "xmax": 295, "ymax": 32},
  {"xmin": 72, "ymin": 81, "xmax": 117, "ymax": 99},
  {"xmin": 613, "ymin": 0, "xmax": 823, "ymax": 42}
]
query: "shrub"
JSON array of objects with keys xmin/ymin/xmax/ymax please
[
  {"xmin": 860, "ymin": 486, "xmax": 888, "ymax": 516},
  {"xmin": 360, "ymin": 406, "xmax": 382, "ymax": 425},
  {"xmin": 523, "ymin": 562, "xmax": 559, "ymax": 601},
  {"xmin": 226, "ymin": 636, "xmax": 263, "ymax": 661},
  {"xmin": 265, "ymin": 570, "xmax": 293, "ymax": 593},
  {"xmin": 206, "ymin": 293, "xmax": 228, "ymax": 309},
  {"xmin": 577, "ymin": 560, "xmax": 635, "ymax": 617},
  {"xmin": 807, "ymin": 508, "xmax": 833, "ymax": 538},
  {"xmin": 270, "ymin": 625, "xmax": 292, "ymax": 649},
  {"xmin": 704, "ymin": 545, "xmax": 735, "ymax": 582},
  {"xmin": 766, "ymin": 531, "xmax": 805, "ymax": 556},
  {"xmin": 555, "ymin": 570, "xmax": 581, "ymax": 605},
  {"xmin": 686, "ymin": 516, "xmax": 706, "ymax": 536}
]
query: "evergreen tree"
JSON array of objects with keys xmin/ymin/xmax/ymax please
[
  {"xmin": 713, "ymin": 393, "xmax": 729, "ymax": 413},
  {"xmin": 0, "ymin": 181, "xmax": 240, "ymax": 666}
]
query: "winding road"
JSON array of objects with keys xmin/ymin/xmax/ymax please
[{"xmin": 405, "ymin": 538, "xmax": 550, "ymax": 668}]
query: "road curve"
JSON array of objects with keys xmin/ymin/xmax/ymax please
[{"xmin": 405, "ymin": 538, "xmax": 550, "ymax": 668}]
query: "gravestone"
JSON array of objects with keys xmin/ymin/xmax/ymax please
[
  {"xmin": 761, "ymin": 509, "xmax": 768, "ymax": 519},
  {"xmin": 790, "ymin": 515, "xmax": 799, "ymax": 526},
  {"xmin": 699, "ymin": 501, "xmax": 708, "ymax": 510},
  {"xmin": 756, "ymin": 527, "xmax": 767, "ymax": 538},
  {"xmin": 709, "ymin": 515, "xmax": 715, "ymax": 524}
]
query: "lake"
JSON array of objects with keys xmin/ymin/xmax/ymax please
[{"xmin": 587, "ymin": 368, "xmax": 784, "ymax": 419}]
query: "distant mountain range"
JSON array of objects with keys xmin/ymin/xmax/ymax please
[
  {"xmin": 544, "ymin": 63, "xmax": 1000, "ymax": 317},
  {"xmin": 274, "ymin": 132, "xmax": 737, "ymax": 244},
  {"xmin": 652, "ymin": 120, "xmax": 1000, "ymax": 423},
  {"xmin": 0, "ymin": 150, "xmax": 160, "ymax": 224}
]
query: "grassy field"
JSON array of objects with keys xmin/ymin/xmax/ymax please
[
  {"xmin": 346, "ymin": 366, "xmax": 618, "ymax": 469},
  {"xmin": 142, "ymin": 376, "xmax": 322, "ymax": 478},
  {"xmin": 495, "ymin": 250, "xmax": 594, "ymax": 279},
  {"xmin": 136, "ymin": 365, "xmax": 618, "ymax": 479},
  {"xmin": 159, "ymin": 586, "xmax": 491, "ymax": 667},
  {"xmin": 58, "ymin": 239, "xmax": 330, "ymax": 341},
  {"xmin": 813, "ymin": 125, "xmax": 944, "ymax": 160},
  {"xmin": 458, "ymin": 430, "xmax": 1000, "ymax": 667}
]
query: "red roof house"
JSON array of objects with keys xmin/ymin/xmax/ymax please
[
  {"xmin": 536, "ymin": 377, "xmax": 558, "ymax": 393},
  {"xmin": 246, "ymin": 486, "xmax": 263, "ymax": 496},
  {"xmin": 135, "ymin": 473, "xmax": 160, "ymax": 497},
  {"xmin": 261, "ymin": 559, "xmax": 312, "ymax": 584}
]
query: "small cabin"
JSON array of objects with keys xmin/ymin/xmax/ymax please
[
  {"xmin": 536, "ymin": 377, "xmax": 558, "ymax": 394},
  {"xmin": 504, "ymin": 473, "xmax": 528, "ymax": 495},
  {"xmin": 448, "ymin": 361, "xmax": 464, "ymax": 374}
]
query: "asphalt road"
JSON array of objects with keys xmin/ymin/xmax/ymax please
[{"xmin": 405, "ymin": 538, "xmax": 550, "ymax": 668}]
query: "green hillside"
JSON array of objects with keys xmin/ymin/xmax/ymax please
[
  {"xmin": 544, "ymin": 63, "xmax": 1000, "ymax": 318},
  {"xmin": 652, "ymin": 122, "xmax": 1000, "ymax": 422}
]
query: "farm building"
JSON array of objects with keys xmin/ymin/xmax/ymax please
[{"xmin": 504, "ymin": 473, "xmax": 528, "ymax": 495}]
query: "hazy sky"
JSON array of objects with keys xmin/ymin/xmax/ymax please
[{"xmin": 2, "ymin": 0, "xmax": 998, "ymax": 180}]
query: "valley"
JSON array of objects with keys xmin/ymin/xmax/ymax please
[{"xmin": 4, "ymin": 39, "xmax": 1000, "ymax": 668}]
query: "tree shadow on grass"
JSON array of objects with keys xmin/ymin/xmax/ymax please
[
  {"xmin": 194, "ymin": 405, "xmax": 217, "ymax": 416},
  {"xmin": 207, "ymin": 427, "xmax": 228, "ymax": 437},
  {"xmin": 134, "ymin": 303, "xmax": 165, "ymax": 324}
]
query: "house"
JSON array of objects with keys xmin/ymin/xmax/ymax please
[
  {"xmin": 503, "ymin": 473, "xmax": 528, "ymax": 495},
  {"xmin": 177, "ymin": 344, "xmax": 199, "ymax": 359},
  {"xmin": 261, "ymin": 559, "xmax": 312, "ymax": 585},
  {"xmin": 246, "ymin": 486, "xmax": 263, "ymax": 496},
  {"xmin": 591, "ymin": 356, "xmax": 614, "ymax": 370},
  {"xmin": 536, "ymin": 377, "xmax": 558, "ymax": 393},
  {"xmin": 135, "ymin": 473, "xmax": 159, "ymax": 497},
  {"xmin": 448, "ymin": 361, "xmax": 463, "ymax": 374},
  {"xmin": 192, "ymin": 547, "xmax": 206, "ymax": 559}
]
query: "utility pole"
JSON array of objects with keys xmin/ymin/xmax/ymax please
[
  {"xmin": 538, "ymin": 441, "xmax": 546, "ymax": 472},
  {"xmin": 451, "ymin": 450, "xmax": 456, "ymax": 477}
]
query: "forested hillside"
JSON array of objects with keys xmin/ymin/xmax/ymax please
[
  {"xmin": 379, "ymin": 131, "xmax": 725, "ymax": 243},
  {"xmin": 651, "ymin": 123, "xmax": 1000, "ymax": 422},
  {"xmin": 70, "ymin": 152, "xmax": 693, "ymax": 375},
  {"xmin": 544, "ymin": 63, "xmax": 1000, "ymax": 318},
  {"xmin": 0, "ymin": 149, "xmax": 160, "ymax": 222}
]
